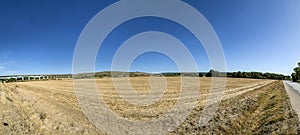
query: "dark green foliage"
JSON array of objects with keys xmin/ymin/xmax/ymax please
[
  {"xmin": 206, "ymin": 70, "xmax": 227, "ymax": 77},
  {"xmin": 0, "ymin": 78, "xmax": 17, "ymax": 82},
  {"xmin": 292, "ymin": 73, "xmax": 298, "ymax": 82},
  {"xmin": 291, "ymin": 62, "xmax": 300, "ymax": 82},
  {"xmin": 9, "ymin": 78, "xmax": 16, "ymax": 82},
  {"xmin": 161, "ymin": 73, "xmax": 181, "ymax": 76},
  {"xmin": 228, "ymin": 71, "xmax": 288, "ymax": 80}
]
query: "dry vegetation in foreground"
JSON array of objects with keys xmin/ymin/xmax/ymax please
[
  {"xmin": 171, "ymin": 81, "xmax": 300, "ymax": 134},
  {"xmin": 0, "ymin": 77, "xmax": 299, "ymax": 134}
]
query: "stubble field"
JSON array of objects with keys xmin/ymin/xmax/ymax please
[{"xmin": 0, "ymin": 77, "xmax": 299, "ymax": 134}]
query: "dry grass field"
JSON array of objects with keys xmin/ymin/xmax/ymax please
[{"xmin": 1, "ymin": 77, "xmax": 299, "ymax": 134}]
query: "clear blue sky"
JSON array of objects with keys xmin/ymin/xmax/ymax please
[{"xmin": 0, "ymin": 0, "xmax": 299, "ymax": 76}]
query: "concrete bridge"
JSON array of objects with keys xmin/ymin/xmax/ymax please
[
  {"xmin": 0, "ymin": 75, "xmax": 48, "ymax": 81},
  {"xmin": 0, "ymin": 74, "xmax": 72, "ymax": 82}
]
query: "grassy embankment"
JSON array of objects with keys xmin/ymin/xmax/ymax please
[{"xmin": 172, "ymin": 81, "xmax": 300, "ymax": 134}]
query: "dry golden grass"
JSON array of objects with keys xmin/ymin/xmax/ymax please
[
  {"xmin": 1, "ymin": 77, "xmax": 281, "ymax": 134},
  {"xmin": 95, "ymin": 77, "xmax": 272, "ymax": 120},
  {"xmin": 171, "ymin": 81, "xmax": 300, "ymax": 134}
]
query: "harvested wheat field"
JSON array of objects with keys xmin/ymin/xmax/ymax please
[{"xmin": 1, "ymin": 77, "xmax": 299, "ymax": 134}]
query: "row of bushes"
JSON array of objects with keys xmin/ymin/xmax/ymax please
[{"xmin": 0, "ymin": 78, "xmax": 17, "ymax": 83}]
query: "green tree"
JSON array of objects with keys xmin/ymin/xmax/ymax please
[
  {"xmin": 292, "ymin": 73, "xmax": 298, "ymax": 82},
  {"xmin": 292, "ymin": 62, "xmax": 300, "ymax": 82}
]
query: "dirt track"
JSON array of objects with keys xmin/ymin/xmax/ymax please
[{"xmin": 0, "ymin": 78, "xmax": 298, "ymax": 134}]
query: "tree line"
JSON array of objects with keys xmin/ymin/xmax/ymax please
[
  {"xmin": 205, "ymin": 70, "xmax": 290, "ymax": 80},
  {"xmin": 160, "ymin": 70, "xmax": 289, "ymax": 80}
]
